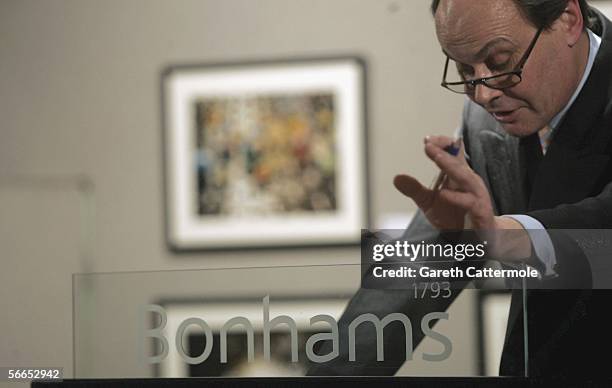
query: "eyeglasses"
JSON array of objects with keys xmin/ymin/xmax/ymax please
[{"xmin": 441, "ymin": 27, "xmax": 544, "ymax": 94}]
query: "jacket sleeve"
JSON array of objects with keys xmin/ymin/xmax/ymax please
[
  {"xmin": 306, "ymin": 212, "xmax": 475, "ymax": 375},
  {"xmin": 527, "ymin": 181, "xmax": 612, "ymax": 229}
]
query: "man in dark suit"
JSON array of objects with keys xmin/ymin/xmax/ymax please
[{"xmin": 308, "ymin": 0, "xmax": 612, "ymax": 377}]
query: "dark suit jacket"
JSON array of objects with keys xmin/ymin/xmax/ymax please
[{"xmin": 308, "ymin": 7, "xmax": 612, "ymax": 377}]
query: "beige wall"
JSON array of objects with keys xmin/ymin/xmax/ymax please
[{"xmin": 0, "ymin": 0, "xmax": 469, "ymax": 384}]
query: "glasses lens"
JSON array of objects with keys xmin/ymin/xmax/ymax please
[
  {"xmin": 444, "ymin": 82, "xmax": 473, "ymax": 94},
  {"xmin": 443, "ymin": 58, "xmax": 522, "ymax": 94},
  {"xmin": 484, "ymin": 72, "xmax": 522, "ymax": 89},
  {"xmin": 444, "ymin": 61, "xmax": 479, "ymax": 94}
]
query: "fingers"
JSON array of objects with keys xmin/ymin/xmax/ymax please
[
  {"xmin": 437, "ymin": 188, "xmax": 495, "ymax": 229},
  {"xmin": 424, "ymin": 138, "xmax": 480, "ymax": 193},
  {"xmin": 394, "ymin": 134, "xmax": 494, "ymax": 231},
  {"xmin": 424, "ymin": 135, "xmax": 466, "ymax": 162},
  {"xmin": 393, "ymin": 174, "xmax": 433, "ymax": 210},
  {"xmin": 423, "ymin": 135, "xmax": 454, "ymax": 147},
  {"xmin": 437, "ymin": 189, "xmax": 476, "ymax": 210}
]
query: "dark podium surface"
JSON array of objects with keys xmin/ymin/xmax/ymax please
[{"xmin": 31, "ymin": 377, "xmax": 612, "ymax": 388}]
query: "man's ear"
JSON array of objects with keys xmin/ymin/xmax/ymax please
[{"xmin": 560, "ymin": 0, "xmax": 585, "ymax": 47}]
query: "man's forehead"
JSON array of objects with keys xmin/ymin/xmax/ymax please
[
  {"xmin": 435, "ymin": 0, "xmax": 526, "ymax": 61},
  {"xmin": 442, "ymin": 37, "xmax": 518, "ymax": 63},
  {"xmin": 435, "ymin": 0, "xmax": 521, "ymax": 23},
  {"xmin": 435, "ymin": 0, "xmax": 527, "ymax": 37}
]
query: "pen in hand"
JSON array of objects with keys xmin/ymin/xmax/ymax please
[{"xmin": 429, "ymin": 137, "xmax": 462, "ymax": 193}]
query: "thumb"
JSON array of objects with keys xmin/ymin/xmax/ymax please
[{"xmin": 393, "ymin": 174, "xmax": 433, "ymax": 209}]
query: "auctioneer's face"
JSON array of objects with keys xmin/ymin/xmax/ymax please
[{"xmin": 434, "ymin": 0, "xmax": 585, "ymax": 137}]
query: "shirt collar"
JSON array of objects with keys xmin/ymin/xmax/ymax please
[
  {"xmin": 539, "ymin": 29, "xmax": 601, "ymax": 152},
  {"xmin": 549, "ymin": 28, "xmax": 602, "ymax": 131}
]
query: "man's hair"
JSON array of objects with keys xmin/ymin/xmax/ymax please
[{"xmin": 430, "ymin": 0, "xmax": 592, "ymax": 30}]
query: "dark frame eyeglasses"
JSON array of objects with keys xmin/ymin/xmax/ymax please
[{"xmin": 441, "ymin": 26, "xmax": 544, "ymax": 94}]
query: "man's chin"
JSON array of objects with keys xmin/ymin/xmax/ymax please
[
  {"xmin": 498, "ymin": 122, "xmax": 537, "ymax": 137},
  {"xmin": 496, "ymin": 115, "xmax": 544, "ymax": 137},
  {"xmin": 489, "ymin": 108, "xmax": 543, "ymax": 137}
]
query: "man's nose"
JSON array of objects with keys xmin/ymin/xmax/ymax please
[{"xmin": 473, "ymin": 83, "xmax": 504, "ymax": 107}]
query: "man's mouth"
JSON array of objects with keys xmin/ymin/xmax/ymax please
[
  {"xmin": 490, "ymin": 108, "xmax": 519, "ymax": 123},
  {"xmin": 489, "ymin": 108, "xmax": 518, "ymax": 123}
]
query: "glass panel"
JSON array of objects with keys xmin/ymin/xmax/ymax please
[{"xmin": 73, "ymin": 258, "xmax": 529, "ymax": 378}]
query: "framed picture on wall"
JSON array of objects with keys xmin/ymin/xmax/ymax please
[{"xmin": 161, "ymin": 57, "xmax": 368, "ymax": 250}]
